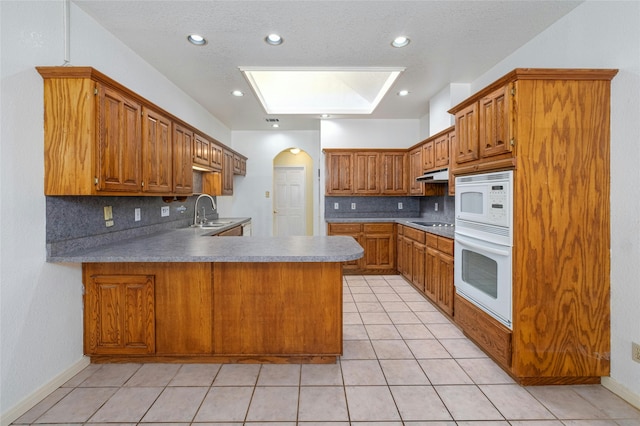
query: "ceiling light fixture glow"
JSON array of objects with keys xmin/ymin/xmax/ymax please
[
  {"xmin": 271, "ymin": 123, "xmax": 280, "ymax": 128},
  {"xmin": 231, "ymin": 90, "xmax": 244, "ymax": 97},
  {"xmin": 391, "ymin": 36, "xmax": 410, "ymax": 48},
  {"xmin": 265, "ymin": 33, "xmax": 283, "ymax": 45},
  {"xmin": 187, "ymin": 34, "xmax": 207, "ymax": 46},
  {"xmin": 290, "ymin": 148, "xmax": 301, "ymax": 154},
  {"xmin": 240, "ymin": 66, "xmax": 405, "ymax": 115},
  {"xmin": 398, "ymin": 90, "xmax": 410, "ymax": 96},
  {"xmin": 321, "ymin": 114, "xmax": 331, "ymax": 119}
]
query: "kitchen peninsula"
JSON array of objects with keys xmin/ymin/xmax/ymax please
[{"xmin": 52, "ymin": 222, "xmax": 363, "ymax": 364}]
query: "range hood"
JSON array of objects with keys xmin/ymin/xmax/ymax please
[{"xmin": 416, "ymin": 168, "xmax": 449, "ymax": 183}]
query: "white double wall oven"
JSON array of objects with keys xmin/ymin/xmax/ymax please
[{"xmin": 454, "ymin": 170, "xmax": 514, "ymax": 328}]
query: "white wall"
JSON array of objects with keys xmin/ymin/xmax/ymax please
[
  {"xmin": 442, "ymin": 1, "xmax": 640, "ymax": 405},
  {"xmin": 230, "ymin": 131, "xmax": 320, "ymax": 236},
  {"xmin": 428, "ymin": 84, "xmax": 470, "ymax": 136},
  {"xmin": 321, "ymin": 119, "xmax": 419, "ymax": 149},
  {"xmin": 0, "ymin": 1, "xmax": 232, "ymax": 422}
]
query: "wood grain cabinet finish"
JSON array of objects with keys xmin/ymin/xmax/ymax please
[
  {"xmin": 222, "ymin": 149, "xmax": 235, "ymax": 195},
  {"xmin": 327, "ymin": 223, "xmax": 395, "ymax": 274},
  {"xmin": 449, "ymin": 68, "xmax": 618, "ymax": 385},
  {"xmin": 354, "ymin": 152, "xmax": 380, "ymax": 194},
  {"xmin": 142, "ymin": 106, "xmax": 173, "ymax": 193},
  {"xmin": 209, "ymin": 142, "xmax": 223, "ymax": 171},
  {"xmin": 172, "ymin": 123, "xmax": 194, "ymax": 194},
  {"xmin": 452, "ymin": 102, "xmax": 479, "ymax": 166},
  {"xmin": 37, "ymin": 66, "xmax": 247, "ymax": 196},
  {"xmin": 84, "ymin": 272, "xmax": 155, "ymax": 355},
  {"xmin": 380, "ymin": 152, "xmax": 408, "ymax": 194},
  {"xmin": 325, "ymin": 151, "xmax": 354, "ymax": 195}
]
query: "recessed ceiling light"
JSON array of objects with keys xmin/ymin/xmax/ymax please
[
  {"xmin": 265, "ymin": 33, "xmax": 283, "ymax": 46},
  {"xmin": 231, "ymin": 90, "xmax": 244, "ymax": 97},
  {"xmin": 290, "ymin": 148, "xmax": 301, "ymax": 154},
  {"xmin": 391, "ymin": 36, "xmax": 410, "ymax": 48},
  {"xmin": 187, "ymin": 34, "xmax": 207, "ymax": 46},
  {"xmin": 397, "ymin": 90, "xmax": 410, "ymax": 96},
  {"xmin": 271, "ymin": 123, "xmax": 280, "ymax": 128},
  {"xmin": 321, "ymin": 114, "xmax": 331, "ymax": 119}
]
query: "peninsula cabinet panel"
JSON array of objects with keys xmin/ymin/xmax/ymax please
[
  {"xmin": 172, "ymin": 123, "xmax": 194, "ymax": 194},
  {"xmin": 84, "ymin": 273, "xmax": 155, "ymax": 355},
  {"xmin": 142, "ymin": 106, "xmax": 173, "ymax": 193},
  {"xmin": 213, "ymin": 262, "xmax": 342, "ymax": 356}
]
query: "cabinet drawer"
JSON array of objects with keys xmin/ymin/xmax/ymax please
[
  {"xmin": 328, "ymin": 223, "xmax": 362, "ymax": 234},
  {"xmin": 403, "ymin": 226, "xmax": 425, "ymax": 243},
  {"xmin": 438, "ymin": 236, "xmax": 454, "ymax": 255},
  {"xmin": 425, "ymin": 233, "xmax": 438, "ymax": 248},
  {"xmin": 363, "ymin": 223, "xmax": 395, "ymax": 234}
]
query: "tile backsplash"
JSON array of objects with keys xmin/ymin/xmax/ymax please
[{"xmin": 325, "ymin": 194, "xmax": 455, "ymax": 222}]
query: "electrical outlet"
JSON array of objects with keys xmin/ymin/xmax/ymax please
[
  {"xmin": 161, "ymin": 206, "xmax": 170, "ymax": 217},
  {"xmin": 105, "ymin": 220, "xmax": 114, "ymax": 227},
  {"xmin": 134, "ymin": 208, "xmax": 141, "ymax": 222},
  {"xmin": 398, "ymin": 202, "xmax": 403, "ymax": 210},
  {"xmin": 434, "ymin": 202, "xmax": 439, "ymax": 212},
  {"xmin": 103, "ymin": 206, "xmax": 113, "ymax": 220},
  {"xmin": 351, "ymin": 203, "xmax": 356, "ymax": 210},
  {"xmin": 632, "ymin": 342, "xmax": 640, "ymax": 363},
  {"xmin": 334, "ymin": 203, "xmax": 339, "ymax": 210}
]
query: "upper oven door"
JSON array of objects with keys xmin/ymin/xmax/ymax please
[
  {"xmin": 454, "ymin": 232, "xmax": 513, "ymax": 329},
  {"xmin": 455, "ymin": 182, "xmax": 489, "ymax": 224}
]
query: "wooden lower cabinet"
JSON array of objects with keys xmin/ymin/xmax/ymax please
[
  {"xmin": 82, "ymin": 261, "xmax": 343, "ymax": 362},
  {"xmin": 398, "ymin": 225, "xmax": 454, "ymax": 316},
  {"xmin": 328, "ymin": 223, "xmax": 395, "ymax": 274}
]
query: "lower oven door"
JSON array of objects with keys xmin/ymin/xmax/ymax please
[{"xmin": 454, "ymin": 231, "xmax": 513, "ymax": 329}]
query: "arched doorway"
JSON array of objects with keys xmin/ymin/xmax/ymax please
[{"xmin": 273, "ymin": 148, "xmax": 314, "ymax": 236}]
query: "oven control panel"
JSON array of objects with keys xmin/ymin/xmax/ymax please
[{"xmin": 488, "ymin": 184, "xmax": 509, "ymax": 224}]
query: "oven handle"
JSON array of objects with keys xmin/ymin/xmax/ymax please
[{"xmin": 455, "ymin": 234, "xmax": 510, "ymax": 257}]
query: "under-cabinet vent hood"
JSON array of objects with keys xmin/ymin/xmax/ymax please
[{"xmin": 416, "ymin": 168, "xmax": 449, "ymax": 183}]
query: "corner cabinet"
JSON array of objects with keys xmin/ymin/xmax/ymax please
[{"xmin": 449, "ymin": 68, "xmax": 618, "ymax": 385}]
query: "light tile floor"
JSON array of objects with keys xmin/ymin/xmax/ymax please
[{"xmin": 13, "ymin": 274, "xmax": 640, "ymax": 425}]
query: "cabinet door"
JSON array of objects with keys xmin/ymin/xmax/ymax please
[
  {"xmin": 424, "ymin": 247, "xmax": 439, "ymax": 301},
  {"xmin": 173, "ymin": 123, "xmax": 194, "ymax": 194},
  {"xmin": 401, "ymin": 237, "xmax": 414, "ymax": 281},
  {"xmin": 96, "ymin": 83, "xmax": 142, "ymax": 192},
  {"xmin": 361, "ymin": 224, "xmax": 396, "ymax": 270},
  {"xmin": 448, "ymin": 131, "xmax": 456, "ymax": 196},
  {"xmin": 193, "ymin": 134, "xmax": 211, "ymax": 168},
  {"xmin": 380, "ymin": 152, "xmax": 407, "ymax": 194},
  {"xmin": 84, "ymin": 274, "xmax": 155, "ymax": 355},
  {"xmin": 327, "ymin": 223, "xmax": 362, "ymax": 271},
  {"xmin": 479, "ymin": 85, "xmax": 513, "ymax": 159},
  {"xmin": 142, "ymin": 107, "xmax": 172, "ymax": 193},
  {"xmin": 222, "ymin": 149, "xmax": 234, "ymax": 195},
  {"xmin": 454, "ymin": 102, "xmax": 479, "ymax": 165},
  {"xmin": 409, "ymin": 147, "xmax": 424, "ymax": 195},
  {"xmin": 210, "ymin": 143, "xmax": 223, "ymax": 171},
  {"xmin": 412, "ymin": 242, "xmax": 426, "ymax": 292},
  {"xmin": 325, "ymin": 152, "xmax": 354, "ymax": 195},
  {"xmin": 434, "ymin": 133, "xmax": 450, "ymax": 168},
  {"xmin": 436, "ymin": 252, "xmax": 454, "ymax": 316},
  {"xmin": 423, "ymin": 141, "xmax": 435, "ymax": 171},
  {"xmin": 354, "ymin": 152, "xmax": 380, "ymax": 194}
]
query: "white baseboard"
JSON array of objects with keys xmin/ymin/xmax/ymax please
[
  {"xmin": 602, "ymin": 376, "xmax": 640, "ymax": 410},
  {"xmin": 1, "ymin": 357, "xmax": 90, "ymax": 426}
]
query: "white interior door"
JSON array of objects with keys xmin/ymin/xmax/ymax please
[{"xmin": 274, "ymin": 166, "xmax": 306, "ymax": 236}]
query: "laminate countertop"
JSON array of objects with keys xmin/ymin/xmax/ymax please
[
  {"xmin": 326, "ymin": 217, "xmax": 456, "ymax": 239},
  {"xmin": 49, "ymin": 219, "xmax": 364, "ymax": 263}
]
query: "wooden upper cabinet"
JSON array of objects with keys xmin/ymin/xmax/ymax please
[
  {"xmin": 232, "ymin": 153, "xmax": 247, "ymax": 176},
  {"xmin": 96, "ymin": 83, "xmax": 143, "ymax": 193},
  {"xmin": 325, "ymin": 151, "xmax": 354, "ymax": 195},
  {"xmin": 222, "ymin": 149, "xmax": 234, "ymax": 195},
  {"xmin": 408, "ymin": 147, "xmax": 424, "ymax": 195},
  {"xmin": 434, "ymin": 132, "xmax": 450, "ymax": 168},
  {"xmin": 380, "ymin": 152, "xmax": 407, "ymax": 195},
  {"xmin": 193, "ymin": 134, "xmax": 212, "ymax": 168},
  {"xmin": 479, "ymin": 85, "xmax": 513, "ymax": 159},
  {"xmin": 453, "ymin": 102, "xmax": 479, "ymax": 165},
  {"xmin": 142, "ymin": 106, "xmax": 172, "ymax": 193},
  {"xmin": 423, "ymin": 141, "xmax": 435, "ymax": 171},
  {"xmin": 172, "ymin": 123, "xmax": 193, "ymax": 194},
  {"xmin": 210, "ymin": 142, "xmax": 223, "ymax": 171},
  {"xmin": 354, "ymin": 152, "xmax": 380, "ymax": 194}
]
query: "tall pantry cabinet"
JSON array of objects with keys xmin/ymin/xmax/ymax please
[{"xmin": 449, "ymin": 69, "xmax": 618, "ymax": 385}]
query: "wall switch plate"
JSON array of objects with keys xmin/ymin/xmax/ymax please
[
  {"xmin": 103, "ymin": 206, "xmax": 113, "ymax": 220},
  {"xmin": 265, "ymin": 191, "xmax": 270, "ymax": 198},
  {"xmin": 161, "ymin": 206, "xmax": 170, "ymax": 217},
  {"xmin": 398, "ymin": 202, "xmax": 403, "ymax": 210},
  {"xmin": 351, "ymin": 203, "xmax": 356, "ymax": 210},
  {"xmin": 434, "ymin": 202, "xmax": 439, "ymax": 212},
  {"xmin": 334, "ymin": 203, "xmax": 339, "ymax": 210},
  {"xmin": 633, "ymin": 342, "xmax": 640, "ymax": 363}
]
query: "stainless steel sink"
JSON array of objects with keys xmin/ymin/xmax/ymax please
[{"xmin": 191, "ymin": 221, "xmax": 233, "ymax": 229}]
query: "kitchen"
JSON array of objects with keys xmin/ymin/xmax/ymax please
[{"xmin": 2, "ymin": 0, "xmax": 640, "ymax": 424}]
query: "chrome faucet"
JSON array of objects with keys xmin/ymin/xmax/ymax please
[{"xmin": 193, "ymin": 194, "xmax": 217, "ymax": 226}]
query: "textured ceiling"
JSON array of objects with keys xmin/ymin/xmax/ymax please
[{"xmin": 74, "ymin": 0, "xmax": 582, "ymax": 131}]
